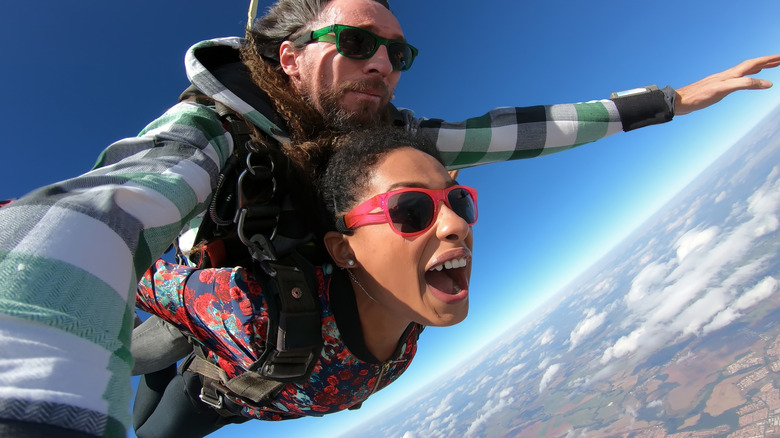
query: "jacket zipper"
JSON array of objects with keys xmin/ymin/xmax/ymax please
[
  {"xmin": 371, "ymin": 361, "xmax": 391, "ymax": 394},
  {"xmin": 370, "ymin": 323, "xmax": 418, "ymax": 395}
]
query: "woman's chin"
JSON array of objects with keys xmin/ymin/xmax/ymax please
[{"xmin": 423, "ymin": 287, "xmax": 469, "ymax": 327}]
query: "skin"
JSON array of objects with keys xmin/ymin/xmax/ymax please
[
  {"xmin": 279, "ymin": 0, "xmax": 403, "ymax": 121},
  {"xmin": 675, "ymin": 54, "xmax": 780, "ymax": 115},
  {"xmin": 324, "ymin": 147, "xmax": 474, "ymax": 362}
]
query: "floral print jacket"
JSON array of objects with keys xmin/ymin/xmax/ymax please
[{"xmin": 137, "ymin": 259, "xmax": 421, "ymax": 420}]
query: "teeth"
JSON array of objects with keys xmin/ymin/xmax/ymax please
[{"xmin": 429, "ymin": 257, "xmax": 467, "ymax": 272}]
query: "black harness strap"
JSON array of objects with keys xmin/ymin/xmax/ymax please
[
  {"xmin": 176, "ymin": 84, "xmax": 323, "ymax": 416},
  {"xmin": 253, "ymin": 258, "xmax": 321, "ymax": 381},
  {"xmin": 188, "ymin": 353, "xmax": 285, "ymax": 415},
  {"xmin": 185, "ymin": 255, "xmax": 320, "ymax": 414}
]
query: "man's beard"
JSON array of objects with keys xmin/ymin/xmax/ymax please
[{"xmin": 308, "ymin": 77, "xmax": 391, "ymax": 130}]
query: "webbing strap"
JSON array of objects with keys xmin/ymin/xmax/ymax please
[
  {"xmin": 223, "ymin": 372, "xmax": 284, "ymax": 405},
  {"xmin": 188, "ymin": 355, "xmax": 230, "ymax": 383},
  {"xmin": 188, "ymin": 355, "xmax": 285, "ymax": 408},
  {"xmin": 252, "ymin": 260, "xmax": 321, "ymax": 381}
]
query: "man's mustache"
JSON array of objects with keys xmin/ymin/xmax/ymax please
[{"xmin": 338, "ymin": 78, "xmax": 391, "ymax": 101}]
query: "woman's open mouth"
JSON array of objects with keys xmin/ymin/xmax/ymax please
[{"xmin": 425, "ymin": 256, "xmax": 469, "ymax": 303}]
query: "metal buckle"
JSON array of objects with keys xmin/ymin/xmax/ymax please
[
  {"xmin": 199, "ymin": 387, "xmax": 224, "ymax": 409},
  {"xmin": 234, "ymin": 151, "xmax": 281, "ymax": 276}
]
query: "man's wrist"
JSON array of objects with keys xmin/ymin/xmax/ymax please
[{"xmin": 611, "ymin": 85, "xmax": 675, "ymax": 131}]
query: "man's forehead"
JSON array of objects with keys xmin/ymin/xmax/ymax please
[{"xmin": 318, "ymin": 0, "xmax": 404, "ymax": 39}]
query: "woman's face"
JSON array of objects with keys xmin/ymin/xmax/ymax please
[{"xmin": 345, "ymin": 147, "xmax": 473, "ymax": 327}]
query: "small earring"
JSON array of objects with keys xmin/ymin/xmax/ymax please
[{"xmin": 347, "ymin": 259, "xmax": 355, "ymax": 267}]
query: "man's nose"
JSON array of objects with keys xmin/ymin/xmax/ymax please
[{"xmin": 363, "ymin": 44, "xmax": 394, "ymax": 76}]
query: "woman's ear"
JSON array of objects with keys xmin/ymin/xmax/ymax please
[
  {"xmin": 279, "ymin": 41, "xmax": 301, "ymax": 77},
  {"xmin": 323, "ymin": 231, "xmax": 356, "ymax": 268}
]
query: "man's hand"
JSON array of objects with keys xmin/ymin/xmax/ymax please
[{"xmin": 675, "ymin": 54, "xmax": 780, "ymax": 116}]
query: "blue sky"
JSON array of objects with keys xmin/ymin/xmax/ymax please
[{"xmin": 1, "ymin": 1, "xmax": 778, "ymax": 437}]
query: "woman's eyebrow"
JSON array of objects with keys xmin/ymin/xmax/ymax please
[{"xmin": 384, "ymin": 180, "xmax": 457, "ymax": 192}]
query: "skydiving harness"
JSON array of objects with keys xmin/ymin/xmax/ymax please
[{"xmin": 176, "ymin": 86, "xmax": 325, "ymax": 416}]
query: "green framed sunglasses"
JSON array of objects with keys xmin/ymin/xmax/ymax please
[{"xmin": 293, "ymin": 24, "xmax": 418, "ymax": 72}]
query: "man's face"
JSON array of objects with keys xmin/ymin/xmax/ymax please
[{"xmin": 283, "ymin": 0, "xmax": 406, "ymax": 127}]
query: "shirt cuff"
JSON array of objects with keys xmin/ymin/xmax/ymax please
[{"xmin": 611, "ymin": 85, "xmax": 675, "ymax": 131}]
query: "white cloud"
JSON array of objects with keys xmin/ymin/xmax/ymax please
[
  {"xmin": 536, "ymin": 327, "xmax": 556, "ymax": 346},
  {"xmin": 647, "ymin": 399, "xmax": 663, "ymax": 408},
  {"xmin": 599, "ymin": 161, "xmax": 780, "ymax": 367},
  {"xmin": 508, "ymin": 362, "xmax": 526, "ymax": 374},
  {"xmin": 600, "ymin": 327, "xmax": 646, "ymax": 363},
  {"xmin": 539, "ymin": 363, "xmax": 561, "ymax": 393},
  {"xmin": 675, "ymin": 226, "xmax": 718, "ymax": 262},
  {"xmin": 703, "ymin": 306, "xmax": 740, "ymax": 334},
  {"xmin": 626, "ymin": 262, "xmax": 669, "ymax": 304},
  {"xmin": 735, "ymin": 276, "xmax": 777, "ymax": 309},
  {"xmin": 427, "ymin": 391, "xmax": 455, "ymax": 420},
  {"xmin": 568, "ymin": 310, "xmax": 607, "ymax": 350},
  {"xmin": 464, "ymin": 387, "xmax": 515, "ymax": 437},
  {"xmin": 703, "ymin": 276, "xmax": 778, "ymax": 334}
]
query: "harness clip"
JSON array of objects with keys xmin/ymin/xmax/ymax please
[{"xmin": 199, "ymin": 387, "xmax": 224, "ymax": 410}]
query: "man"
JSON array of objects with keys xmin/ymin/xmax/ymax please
[{"xmin": 0, "ymin": 0, "xmax": 777, "ymax": 437}]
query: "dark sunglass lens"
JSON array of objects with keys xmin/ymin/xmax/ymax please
[
  {"xmin": 388, "ymin": 43, "xmax": 413, "ymax": 71},
  {"xmin": 388, "ymin": 192, "xmax": 434, "ymax": 234},
  {"xmin": 338, "ymin": 28, "xmax": 376, "ymax": 58},
  {"xmin": 448, "ymin": 188, "xmax": 477, "ymax": 224}
]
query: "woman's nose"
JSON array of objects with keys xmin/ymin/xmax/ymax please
[{"xmin": 434, "ymin": 204, "xmax": 471, "ymax": 242}]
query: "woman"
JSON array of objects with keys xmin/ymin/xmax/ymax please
[{"xmin": 133, "ymin": 127, "xmax": 477, "ymax": 437}]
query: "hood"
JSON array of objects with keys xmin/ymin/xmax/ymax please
[
  {"xmin": 185, "ymin": 37, "xmax": 409, "ymax": 143},
  {"xmin": 185, "ymin": 37, "xmax": 290, "ymax": 143}
]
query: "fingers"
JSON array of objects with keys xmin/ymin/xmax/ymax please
[
  {"xmin": 675, "ymin": 54, "xmax": 778, "ymax": 115},
  {"xmin": 730, "ymin": 54, "xmax": 780, "ymax": 77},
  {"xmin": 741, "ymin": 77, "xmax": 773, "ymax": 90},
  {"xmin": 718, "ymin": 76, "xmax": 773, "ymax": 92}
]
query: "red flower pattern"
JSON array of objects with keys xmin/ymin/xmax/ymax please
[
  {"xmin": 198, "ymin": 270, "xmax": 215, "ymax": 284},
  {"xmin": 136, "ymin": 259, "xmax": 420, "ymax": 421}
]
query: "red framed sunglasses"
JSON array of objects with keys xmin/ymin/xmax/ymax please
[{"xmin": 337, "ymin": 185, "xmax": 478, "ymax": 237}]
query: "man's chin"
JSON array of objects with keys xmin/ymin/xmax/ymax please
[
  {"xmin": 345, "ymin": 98, "xmax": 385, "ymax": 116},
  {"xmin": 328, "ymin": 103, "xmax": 386, "ymax": 129}
]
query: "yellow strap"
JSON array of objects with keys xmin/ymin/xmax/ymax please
[{"xmin": 247, "ymin": 0, "xmax": 259, "ymax": 31}]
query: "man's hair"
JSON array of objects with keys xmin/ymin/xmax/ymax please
[
  {"xmin": 240, "ymin": 0, "xmax": 392, "ymax": 145},
  {"xmin": 315, "ymin": 127, "xmax": 442, "ymax": 235},
  {"xmin": 245, "ymin": 0, "xmax": 390, "ymax": 62}
]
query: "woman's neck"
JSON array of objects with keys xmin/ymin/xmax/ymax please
[{"xmin": 350, "ymin": 277, "xmax": 411, "ymax": 362}]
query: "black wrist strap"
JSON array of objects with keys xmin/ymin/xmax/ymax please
[{"xmin": 611, "ymin": 85, "xmax": 675, "ymax": 131}]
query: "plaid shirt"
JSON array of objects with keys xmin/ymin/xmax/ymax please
[{"xmin": 0, "ymin": 37, "xmax": 670, "ymax": 437}]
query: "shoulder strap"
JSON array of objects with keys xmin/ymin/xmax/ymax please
[
  {"xmin": 253, "ymin": 254, "xmax": 321, "ymax": 380},
  {"xmin": 180, "ymin": 83, "xmax": 314, "ymax": 269},
  {"xmin": 176, "ymin": 83, "xmax": 323, "ymax": 412},
  {"xmin": 184, "ymin": 254, "xmax": 321, "ymax": 412}
]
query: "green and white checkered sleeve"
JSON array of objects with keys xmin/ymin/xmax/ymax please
[
  {"xmin": 413, "ymin": 100, "xmax": 623, "ymax": 170},
  {"xmin": 0, "ymin": 101, "xmax": 231, "ymax": 437}
]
